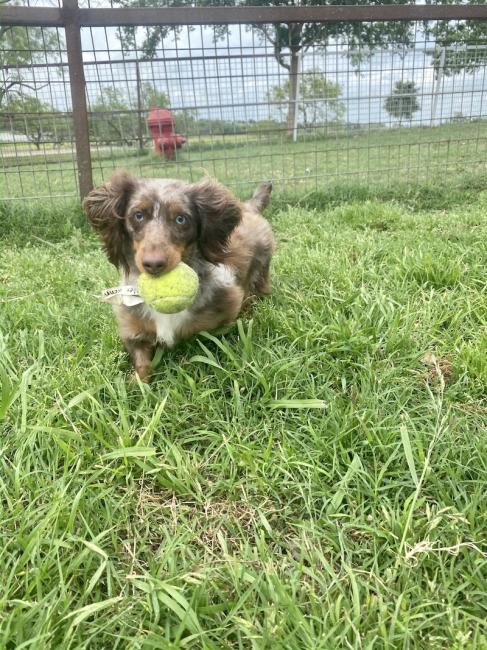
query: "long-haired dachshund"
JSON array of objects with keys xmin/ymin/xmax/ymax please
[{"xmin": 83, "ymin": 171, "xmax": 274, "ymax": 381}]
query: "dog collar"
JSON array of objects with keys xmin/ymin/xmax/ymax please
[{"xmin": 99, "ymin": 285, "xmax": 144, "ymax": 307}]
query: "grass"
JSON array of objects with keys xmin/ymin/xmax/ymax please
[
  {"xmin": 1, "ymin": 176, "xmax": 487, "ymax": 648},
  {"xmin": 2, "ymin": 120, "xmax": 487, "ymax": 202}
]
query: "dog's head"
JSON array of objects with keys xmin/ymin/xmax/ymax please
[{"xmin": 83, "ymin": 170, "xmax": 242, "ymax": 275}]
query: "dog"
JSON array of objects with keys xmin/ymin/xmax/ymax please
[{"xmin": 83, "ymin": 171, "xmax": 274, "ymax": 381}]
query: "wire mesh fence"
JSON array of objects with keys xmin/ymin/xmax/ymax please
[{"xmin": 2, "ymin": 3, "xmax": 487, "ymax": 203}]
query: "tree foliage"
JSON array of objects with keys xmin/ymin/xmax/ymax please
[
  {"xmin": 1, "ymin": 81, "xmax": 170, "ymax": 149},
  {"xmin": 113, "ymin": 0, "xmax": 416, "ymax": 135},
  {"xmin": 384, "ymin": 80, "xmax": 421, "ymax": 124},
  {"xmin": 0, "ymin": 2, "xmax": 62, "ymax": 108},
  {"xmin": 0, "ymin": 95, "xmax": 72, "ymax": 149},
  {"xmin": 140, "ymin": 83, "xmax": 170, "ymax": 109},
  {"xmin": 267, "ymin": 70, "xmax": 344, "ymax": 127},
  {"xmin": 89, "ymin": 87, "xmax": 136, "ymax": 146},
  {"xmin": 88, "ymin": 84, "xmax": 170, "ymax": 145},
  {"xmin": 1, "ymin": 95, "xmax": 49, "ymax": 149},
  {"xmin": 0, "ymin": 0, "xmax": 65, "ymax": 148},
  {"xmin": 114, "ymin": 0, "xmax": 487, "ymax": 136},
  {"xmin": 426, "ymin": 0, "xmax": 487, "ymax": 75}
]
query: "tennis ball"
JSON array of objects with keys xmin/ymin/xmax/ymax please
[{"xmin": 138, "ymin": 262, "xmax": 199, "ymax": 314}]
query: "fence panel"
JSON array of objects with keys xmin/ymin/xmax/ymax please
[{"xmin": 1, "ymin": 4, "xmax": 487, "ymax": 203}]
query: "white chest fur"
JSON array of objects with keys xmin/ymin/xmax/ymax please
[{"xmin": 147, "ymin": 308, "xmax": 192, "ymax": 347}]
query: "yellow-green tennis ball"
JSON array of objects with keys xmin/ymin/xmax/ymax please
[{"xmin": 138, "ymin": 263, "xmax": 199, "ymax": 314}]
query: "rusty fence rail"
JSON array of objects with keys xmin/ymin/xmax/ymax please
[{"xmin": 2, "ymin": 3, "xmax": 487, "ymax": 202}]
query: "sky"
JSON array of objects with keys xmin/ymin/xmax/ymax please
[
  {"xmin": 5, "ymin": 19, "xmax": 487, "ymax": 128},
  {"xmin": 78, "ymin": 23, "xmax": 487, "ymax": 126}
]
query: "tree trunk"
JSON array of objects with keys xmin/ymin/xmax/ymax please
[
  {"xmin": 135, "ymin": 61, "xmax": 144, "ymax": 151},
  {"xmin": 286, "ymin": 49, "xmax": 300, "ymax": 137}
]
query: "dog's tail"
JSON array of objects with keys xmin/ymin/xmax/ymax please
[{"xmin": 247, "ymin": 180, "xmax": 272, "ymax": 212}]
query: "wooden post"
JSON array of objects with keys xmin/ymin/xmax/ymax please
[{"xmin": 63, "ymin": 0, "xmax": 93, "ymax": 199}]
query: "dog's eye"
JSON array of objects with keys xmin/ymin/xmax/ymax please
[
  {"xmin": 133, "ymin": 211, "xmax": 144, "ymax": 222},
  {"xmin": 175, "ymin": 214, "xmax": 187, "ymax": 225}
]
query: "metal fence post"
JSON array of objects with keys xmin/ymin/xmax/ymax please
[
  {"xmin": 63, "ymin": 0, "xmax": 93, "ymax": 200},
  {"xmin": 136, "ymin": 60, "xmax": 144, "ymax": 151},
  {"xmin": 292, "ymin": 51, "xmax": 302, "ymax": 143},
  {"xmin": 431, "ymin": 46, "xmax": 446, "ymax": 126}
]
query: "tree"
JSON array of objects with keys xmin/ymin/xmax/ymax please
[
  {"xmin": 384, "ymin": 80, "xmax": 420, "ymax": 125},
  {"xmin": 426, "ymin": 0, "xmax": 487, "ymax": 76},
  {"xmin": 89, "ymin": 87, "xmax": 137, "ymax": 146},
  {"xmin": 139, "ymin": 82, "xmax": 170, "ymax": 109},
  {"xmin": 89, "ymin": 84, "xmax": 170, "ymax": 146},
  {"xmin": 267, "ymin": 70, "xmax": 344, "ymax": 129},
  {"xmin": 1, "ymin": 95, "xmax": 56, "ymax": 149},
  {"xmin": 250, "ymin": 10, "xmax": 416, "ymax": 136},
  {"xmin": 0, "ymin": 3, "xmax": 68, "ymax": 147},
  {"xmin": 114, "ymin": 0, "xmax": 416, "ymax": 137},
  {"xmin": 0, "ymin": 1, "xmax": 62, "ymax": 108},
  {"xmin": 114, "ymin": 0, "xmax": 487, "ymax": 137}
]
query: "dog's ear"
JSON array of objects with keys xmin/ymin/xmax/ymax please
[
  {"xmin": 82, "ymin": 170, "xmax": 136, "ymax": 271},
  {"xmin": 191, "ymin": 178, "xmax": 241, "ymax": 263}
]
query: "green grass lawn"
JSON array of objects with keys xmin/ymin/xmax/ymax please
[
  {"xmin": 2, "ymin": 120, "xmax": 487, "ymax": 202},
  {"xmin": 1, "ymin": 177, "xmax": 487, "ymax": 648}
]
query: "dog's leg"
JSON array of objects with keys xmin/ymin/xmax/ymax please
[
  {"xmin": 253, "ymin": 258, "xmax": 272, "ymax": 296},
  {"xmin": 247, "ymin": 230, "xmax": 275, "ymax": 297},
  {"xmin": 114, "ymin": 305, "xmax": 157, "ymax": 382},
  {"xmin": 125, "ymin": 339, "xmax": 155, "ymax": 383}
]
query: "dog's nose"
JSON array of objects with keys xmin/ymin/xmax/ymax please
[{"xmin": 142, "ymin": 256, "xmax": 167, "ymax": 276}]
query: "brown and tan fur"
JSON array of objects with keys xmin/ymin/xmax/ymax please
[{"xmin": 83, "ymin": 170, "xmax": 274, "ymax": 381}]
